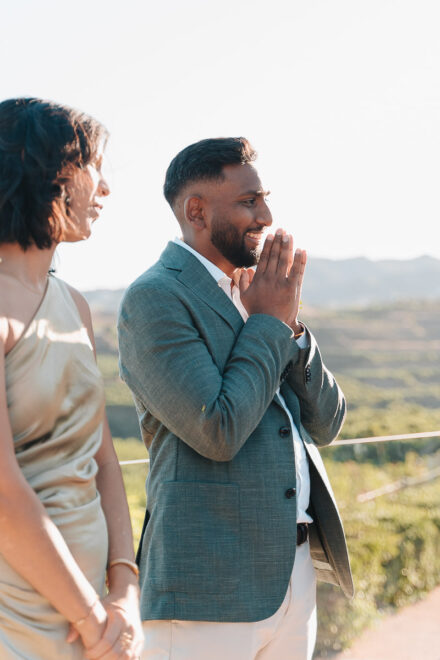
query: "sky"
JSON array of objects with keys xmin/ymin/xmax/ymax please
[{"xmin": 1, "ymin": 0, "xmax": 440, "ymax": 290}]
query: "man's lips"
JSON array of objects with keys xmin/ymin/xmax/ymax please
[{"xmin": 245, "ymin": 231, "xmax": 264, "ymax": 245}]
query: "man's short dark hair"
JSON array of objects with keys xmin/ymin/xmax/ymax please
[
  {"xmin": 163, "ymin": 137, "xmax": 257, "ymax": 208},
  {"xmin": 0, "ymin": 97, "xmax": 108, "ymax": 250}
]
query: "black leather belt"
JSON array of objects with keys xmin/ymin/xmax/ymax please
[{"xmin": 296, "ymin": 523, "xmax": 309, "ymax": 546}]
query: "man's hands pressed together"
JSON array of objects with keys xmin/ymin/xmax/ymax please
[{"xmin": 239, "ymin": 228, "xmax": 307, "ymax": 334}]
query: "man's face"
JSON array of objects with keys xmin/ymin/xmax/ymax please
[{"xmin": 207, "ymin": 163, "xmax": 273, "ymax": 269}]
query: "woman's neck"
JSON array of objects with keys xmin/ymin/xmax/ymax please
[{"xmin": 0, "ymin": 243, "xmax": 56, "ymax": 293}]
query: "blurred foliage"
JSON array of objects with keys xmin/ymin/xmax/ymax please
[
  {"xmin": 305, "ymin": 301, "xmax": 440, "ymax": 463},
  {"xmin": 113, "ymin": 438, "xmax": 440, "ymax": 657},
  {"xmin": 314, "ymin": 453, "xmax": 440, "ymax": 656},
  {"xmin": 104, "ymin": 300, "xmax": 440, "ymax": 654},
  {"xmin": 114, "ymin": 438, "xmax": 148, "ymax": 545},
  {"xmin": 96, "ymin": 300, "xmax": 440, "ymax": 449},
  {"xmin": 97, "ymin": 354, "xmax": 134, "ymax": 407}
]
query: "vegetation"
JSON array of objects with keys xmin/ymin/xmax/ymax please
[
  {"xmin": 97, "ymin": 300, "xmax": 440, "ymax": 450},
  {"xmin": 314, "ymin": 451, "xmax": 440, "ymax": 656},
  {"xmin": 101, "ymin": 299, "xmax": 440, "ymax": 654},
  {"xmin": 307, "ymin": 301, "xmax": 440, "ymax": 463},
  {"xmin": 114, "ymin": 438, "xmax": 148, "ymax": 543},
  {"xmin": 114, "ymin": 440, "xmax": 440, "ymax": 657}
]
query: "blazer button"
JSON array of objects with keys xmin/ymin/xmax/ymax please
[
  {"xmin": 279, "ymin": 426, "xmax": 291, "ymax": 438},
  {"xmin": 285, "ymin": 488, "xmax": 296, "ymax": 499},
  {"xmin": 280, "ymin": 364, "xmax": 292, "ymax": 383}
]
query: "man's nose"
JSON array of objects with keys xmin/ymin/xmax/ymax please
[{"xmin": 256, "ymin": 203, "xmax": 273, "ymax": 227}]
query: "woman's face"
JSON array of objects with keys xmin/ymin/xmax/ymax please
[{"xmin": 62, "ymin": 149, "xmax": 110, "ymax": 242}]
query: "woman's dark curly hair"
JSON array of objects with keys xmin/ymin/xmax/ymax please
[{"xmin": 0, "ymin": 98, "xmax": 108, "ymax": 250}]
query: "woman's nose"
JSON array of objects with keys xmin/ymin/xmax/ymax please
[{"xmin": 98, "ymin": 177, "xmax": 110, "ymax": 197}]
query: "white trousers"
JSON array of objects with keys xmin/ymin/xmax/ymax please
[{"xmin": 141, "ymin": 541, "xmax": 317, "ymax": 660}]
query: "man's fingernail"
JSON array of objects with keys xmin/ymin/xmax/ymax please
[
  {"xmin": 266, "ymin": 234, "xmax": 273, "ymax": 241},
  {"xmin": 276, "ymin": 229, "xmax": 283, "ymax": 236},
  {"xmin": 283, "ymin": 235, "xmax": 289, "ymax": 243}
]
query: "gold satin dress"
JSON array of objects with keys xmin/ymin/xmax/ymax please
[{"xmin": 1, "ymin": 275, "xmax": 109, "ymax": 659}]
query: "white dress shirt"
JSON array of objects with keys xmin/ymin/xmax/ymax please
[{"xmin": 174, "ymin": 238, "xmax": 312, "ymax": 523}]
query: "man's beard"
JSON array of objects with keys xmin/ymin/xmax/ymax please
[{"xmin": 210, "ymin": 217, "xmax": 260, "ymax": 268}]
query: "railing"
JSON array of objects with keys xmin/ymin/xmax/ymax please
[
  {"xmin": 357, "ymin": 465, "xmax": 440, "ymax": 502},
  {"xmin": 332, "ymin": 430, "xmax": 440, "ymax": 446},
  {"xmin": 118, "ymin": 430, "xmax": 440, "ymax": 466}
]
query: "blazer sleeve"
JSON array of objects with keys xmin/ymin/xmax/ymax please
[
  {"xmin": 118, "ymin": 283, "xmax": 300, "ymax": 461},
  {"xmin": 285, "ymin": 327, "xmax": 346, "ymax": 447}
]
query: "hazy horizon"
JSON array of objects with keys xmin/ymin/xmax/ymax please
[
  {"xmin": 77, "ymin": 253, "xmax": 440, "ymax": 293},
  {"xmin": 2, "ymin": 0, "xmax": 439, "ymax": 289}
]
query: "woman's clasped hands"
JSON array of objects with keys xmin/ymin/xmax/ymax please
[{"xmin": 67, "ymin": 589, "xmax": 144, "ymax": 659}]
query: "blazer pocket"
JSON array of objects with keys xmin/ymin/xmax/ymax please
[{"xmin": 147, "ymin": 482, "xmax": 240, "ymax": 594}]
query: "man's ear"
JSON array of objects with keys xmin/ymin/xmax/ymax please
[{"xmin": 183, "ymin": 195, "xmax": 206, "ymax": 230}]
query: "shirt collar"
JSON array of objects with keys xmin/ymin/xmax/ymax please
[{"xmin": 173, "ymin": 237, "xmax": 230, "ymax": 285}]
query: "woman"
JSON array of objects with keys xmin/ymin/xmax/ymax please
[{"xmin": 0, "ymin": 98, "xmax": 143, "ymax": 658}]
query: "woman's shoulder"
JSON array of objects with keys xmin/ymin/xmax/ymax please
[
  {"xmin": 56, "ymin": 278, "xmax": 90, "ymax": 316},
  {"xmin": 51, "ymin": 276, "xmax": 95, "ymax": 349},
  {"xmin": 0, "ymin": 272, "xmax": 20, "ymax": 315},
  {"xmin": 54, "ymin": 276, "xmax": 93, "ymax": 329},
  {"xmin": 0, "ymin": 273, "xmax": 40, "ymax": 353}
]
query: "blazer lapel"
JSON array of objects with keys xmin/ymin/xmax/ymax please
[{"xmin": 160, "ymin": 242, "xmax": 244, "ymax": 335}]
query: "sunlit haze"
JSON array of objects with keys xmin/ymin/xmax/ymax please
[{"xmin": 2, "ymin": 0, "xmax": 439, "ymax": 290}]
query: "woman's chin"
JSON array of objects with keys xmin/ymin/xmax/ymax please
[{"xmin": 62, "ymin": 229, "xmax": 92, "ymax": 243}]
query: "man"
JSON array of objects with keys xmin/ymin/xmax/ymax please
[{"xmin": 118, "ymin": 138, "xmax": 353, "ymax": 660}]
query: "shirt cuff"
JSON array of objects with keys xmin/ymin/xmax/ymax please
[{"xmin": 296, "ymin": 331, "xmax": 308, "ymax": 349}]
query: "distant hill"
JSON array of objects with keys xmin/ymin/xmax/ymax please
[
  {"xmin": 302, "ymin": 255, "xmax": 440, "ymax": 307},
  {"xmin": 91, "ymin": 297, "xmax": 440, "ymax": 447},
  {"xmin": 82, "ymin": 288, "xmax": 124, "ymax": 314},
  {"xmin": 83, "ymin": 255, "xmax": 440, "ymax": 310}
]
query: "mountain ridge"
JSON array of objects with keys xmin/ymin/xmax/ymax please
[{"xmin": 83, "ymin": 255, "xmax": 440, "ymax": 311}]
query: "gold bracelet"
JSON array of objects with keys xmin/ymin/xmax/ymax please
[
  {"xmin": 107, "ymin": 558, "xmax": 140, "ymax": 579},
  {"xmin": 72, "ymin": 595, "xmax": 99, "ymax": 627}
]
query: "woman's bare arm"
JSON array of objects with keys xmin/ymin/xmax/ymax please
[
  {"xmin": 68, "ymin": 287, "xmax": 144, "ymax": 658},
  {"xmin": 0, "ymin": 317, "xmax": 107, "ymax": 648}
]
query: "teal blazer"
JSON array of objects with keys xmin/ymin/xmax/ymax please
[{"xmin": 118, "ymin": 242, "xmax": 353, "ymax": 622}]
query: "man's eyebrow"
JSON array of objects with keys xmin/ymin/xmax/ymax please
[{"xmin": 238, "ymin": 189, "xmax": 271, "ymax": 197}]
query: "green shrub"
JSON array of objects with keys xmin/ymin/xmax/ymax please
[
  {"xmin": 112, "ymin": 439, "xmax": 440, "ymax": 657},
  {"xmin": 315, "ymin": 463, "xmax": 440, "ymax": 656}
]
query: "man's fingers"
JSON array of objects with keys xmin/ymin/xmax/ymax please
[
  {"xmin": 288, "ymin": 249, "xmax": 305, "ymax": 282},
  {"xmin": 238, "ymin": 269, "xmax": 250, "ymax": 295},
  {"xmin": 295, "ymin": 250, "xmax": 307, "ymax": 302},
  {"xmin": 287, "ymin": 235, "xmax": 294, "ymax": 274},
  {"xmin": 265, "ymin": 230, "xmax": 284, "ymax": 276},
  {"xmin": 254, "ymin": 233, "xmax": 273, "ymax": 275},
  {"xmin": 246, "ymin": 268, "xmax": 255, "ymax": 284},
  {"xmin": 298, "ymin": 249, "xmax": 307, "ymax": 287},
  {"xmin": 278, "ymin": 234, "xmax": 293, "ymax": 278}
]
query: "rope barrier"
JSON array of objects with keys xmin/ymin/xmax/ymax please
[
  {"xmin": 357, "ymin": 464, "xmax": 440, "ymax": 502},
  {"xmin": 118, "ymin": 430, "xmax": 440, "ymax": 466},
  {"xmin": 332, "ymin": 430, "xmax": 440, "ymax": 447},
  {"xmin": 119, "ymin": 458, "xmax": 150, "ymax": 466}
]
